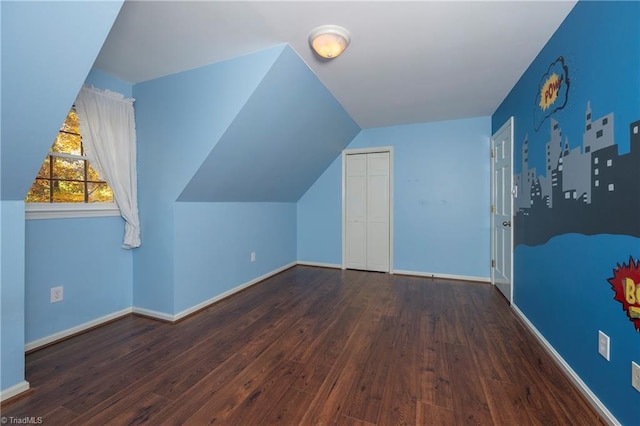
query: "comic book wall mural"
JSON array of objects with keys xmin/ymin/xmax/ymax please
[
  {"xmin": 514, "ymin": 105, "xmax": 640, "ymax": 247},
  {"xmin": 492, "ymin": 2, "xmax": 640, "ymax": 424}
]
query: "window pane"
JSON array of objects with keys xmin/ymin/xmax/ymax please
[
  {"xmin": 36, "ymin": 157, "xmax": 51, "ymax": 178},
  {"xmin": 88, "ymin": 182, "xmax": 114, "ymax": 203},
  {"xmin": 53, "ymin": 180, "xmax": 84, "ymax": 202},
  {"xmin": 87, "ymin": 163, "xmax": 104, "ymax": 181},
  {"xmin": 25, "ymin": 107, "xmax": 115, "ymax": 205},
  {"xmin": 52, "ymin": 157, "xmax": 84, "ymax": 181},
  {"xmin": 52, "ymin": 132, "xmax": 82, "ymax": 155},
  {"xmin": 25, "ymin": 179, "xmax": 50, "ymax": 202},
  {"xmin": 60, "ymin": 109, "xmax": 80, "ymax": 134}
]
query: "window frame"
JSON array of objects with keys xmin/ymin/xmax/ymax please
[
  {"xmin": 25, "ymin": 107, "xmax": 119, "ymax": 220},
  {"xmin": 25, "ymin": 202, "xmax": 120, "ymax": 220}
]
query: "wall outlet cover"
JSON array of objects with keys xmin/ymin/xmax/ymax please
[
  {"xmin": 598, "ymin": 330, "xmax": 610, "ymax": 361},
  {"xmin": 632, "ymin": 361, "xmax": 640, "ymax": 392},
  {"xmin": 50, "ymin": 286, "xmax": 63, "ymax": 303}
]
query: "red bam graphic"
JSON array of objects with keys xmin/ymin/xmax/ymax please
[{"xmin": 608, "ymin": 256, "xmax": 640, "ymax": 331}]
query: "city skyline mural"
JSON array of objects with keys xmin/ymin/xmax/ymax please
[{"xmin": 514, "ymin": 103, "xmax": 640, "ymax": 246}]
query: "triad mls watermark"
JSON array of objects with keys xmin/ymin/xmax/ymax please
[{"xmin": 0, "ymin": 417, "xmax": 43, "ymax": 425}]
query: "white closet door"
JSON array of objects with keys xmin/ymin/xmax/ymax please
[
  {"xmin": 345, "ymin": 154, "xmax": 368, "ymax": 270},
  {"xmin": 345, "ymin": 152, "xmax": 390, "ymax": 272},
  {"xmin": 366, "ymin": 153, "xmax": 390, "ymax": 272}
]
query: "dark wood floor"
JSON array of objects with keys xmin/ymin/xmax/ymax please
[{"xmin": 2, "ymin": 266, "xmax": 604, "ymax": 425}]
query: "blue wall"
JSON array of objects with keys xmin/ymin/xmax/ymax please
[
  {"xmin": 492, "ymin": 2, "xmax": 640, "ymax": 423},
  {"xmin": 24, "ymin": 70, "xmax": 134, "ymax": 345},
  {"xmin": 298, "ymin": 116, "xmax": 491, "ymax": 279},
  {"xmin": 25, "ymin": 217, "xmax": 133, "ymax": 343},
  {"xmin": 85, "ymin": 68, "xmax": 133, "ymax": 98},
  {"xmin": 0, "ymin": 0, "xmax": 122, "ymax": 395},
  {"xmin": 297, "ymin": 158, "xmax": 344, "ymax": 265},
  {"xmin": 133, "ymin": 45, "xmax": 357, "ymax": 316},
  {"xmin": 174, "ymin": 202, "xmax": 296, "ymax": 313},
  {"xmin": 1, "ymin": 202, "xmax": 26, "ymax": 391},
  {"xmin": 179, "ymin": 47, "xmax": 360, "ymax": 202},
  {"xmin": 132, "ymin": 46, "xmax": 284, "ymax": 315},
  {"xmin": 1, "ymin": 1, "xmax": 123, "ymax": 200}
]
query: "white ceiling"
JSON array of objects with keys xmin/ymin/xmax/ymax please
[{"xmin": 95, "ymin": 1, "xmax": 577, "ymax": 129}]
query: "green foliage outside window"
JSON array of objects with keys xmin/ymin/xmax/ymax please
[{"xmin": 25, "ymin": 109, "xmax": 114, "ymax": 203}]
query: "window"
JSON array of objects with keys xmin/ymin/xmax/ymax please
[
  {"xmin": 596, "ymin": 129, "xmax": 603, "ymax": 138},
  {"xmin": 602, "ymin": 118, "xmax": 608, "ymax": 125},
  {"xmin": 25, "ymin": 108, "xmax": 119, "ymax": 219}
]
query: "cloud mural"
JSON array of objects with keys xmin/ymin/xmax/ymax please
[{"xmin": 533, "ymin": 56, "xmax": 570, "ymax": 132}]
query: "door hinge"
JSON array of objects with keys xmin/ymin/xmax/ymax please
[
  {"xmin": 491, "ymin": 259, "xmax": 496, "ymax": 268},
  {"xmin": 491, "ymin": 205, "xmax": 496, "ymax": 213},
  {"xmin": 491, "ymin": 148, "xmax": 495, "ymax": 158}
]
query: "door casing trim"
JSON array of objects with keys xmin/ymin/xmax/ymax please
[{"xmin": 490, "ymin": 117, "xmax": 514, "ymax": 303}]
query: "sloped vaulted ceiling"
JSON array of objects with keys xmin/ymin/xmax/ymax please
[{"xmin": 178, "ymin": 46, "xmax": 360, "ymax": 202}]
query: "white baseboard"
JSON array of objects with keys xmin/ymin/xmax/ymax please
[
  {"xmin": 393, "ymin": 269, "xmax": 491, "ymax": 283},
  {"xmin": 24, "ymin": 307, "xmax": 133, "ymax": 352},
  {"xmin": 296, "ymin": 261, "xmax": 342, "ymax": 269},
  {"xmin": 0, "ymin": 380, "xmax": 30, "ymax": 402},
  {"xmin": 172, "ymin": 262, "xmax": 297, "ymax": 321},
  {"xmin": 512, "ymin": 304, "xmax": 620, "ymax": 426},
  {"xmin": 23, "ymin": 263, "xmax": 299, "ymax": 351},
  {"xmin": 132, "ymin": 306, "xmax": 174, "ymax": 322}
]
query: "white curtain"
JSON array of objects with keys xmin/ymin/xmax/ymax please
[{"xmin": 76, "ymin": 86, "xmax": 141, "ymax": 249}]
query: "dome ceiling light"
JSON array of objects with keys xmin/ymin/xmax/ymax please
[{"xmin": 308, "ymin": 25, "xmax": 351, "ymax": 59}]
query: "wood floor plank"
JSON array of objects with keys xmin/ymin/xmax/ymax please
[
  {"xmin": 416, "ymin": 401, "xmax": 455, "ymax": 425},
  {"xmin": 72, "ymin": 391, "xmax": 170, "ymax": 426},
  {"xmin": 481, "ymin": 376, "xmax": 535, "ymax": 426},
  {"xmin": 377, "ymin": 280, "xmax": 421, "ymax": 426},
  {"xmin": 418, "ymin": 315, "xmax": 453, "ymax": 410},
  {"xmin": 343, "ymin": 315, "xmax": 397, "ymax": 423},
  {"xmin": 298, "ymin": 310, "xmax": 388, "ymax": 424},
  {"xmin": 260, "ymin": 387, "xmax": 315, "ymax": 425},
  {"xmin": 210, "ymin": 359, "xmax": 303, "ymax": 425},
  {"xmin": 1, "ymin": 266, "xmax": 604, "ymax": 425},
  {"xmin": 444, "ymin": 342, "xmax": 494, "ymax": 425}
]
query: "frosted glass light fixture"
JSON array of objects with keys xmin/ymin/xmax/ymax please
[{"xmin": 309, "ymin": 25, "xmax": 351, "ymax": 59}]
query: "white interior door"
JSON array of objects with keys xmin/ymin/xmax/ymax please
[
  {"xmin": 491, "ymin": 118, "xmax": 514, "ymax": 302},
  {"xmin": 344, "ymin": 150, "xmax": 391, "ymax": 272},
  {"xmin": 345, "ymin": 154, "xmax": 368, "ymax": 270},
  {"xmin": 365, "ymin": 153, "xmax": 390, "ymax": 272}
]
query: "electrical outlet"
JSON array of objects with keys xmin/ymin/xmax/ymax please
[
  {"xmin": 598, "ymin": 330, "xmax": 610, "ymax": 361},
  {"xmin": 50, "ymin": 286, "xmax": 63, "ymax": 303},
  {"xmin": 632, "ymin": 361, "xmax": 640, "ymax": 392},
  {"xmin": 250, "ymin": 252, "xmax": 256, "ymax": 262}
]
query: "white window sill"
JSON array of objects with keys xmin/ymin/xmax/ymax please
[{"xmin": 25, "ymin": 203, "xmax": 120, "ymax": 220}]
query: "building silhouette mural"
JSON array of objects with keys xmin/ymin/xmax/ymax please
[{"xmin": 514, "ymin": 102, "xmax": 640, "ymax": 246}]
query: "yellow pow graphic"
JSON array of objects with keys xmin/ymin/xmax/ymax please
[{"xmin": 539, "ymin": 72, "xmax": 563, "ymax": 111}]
